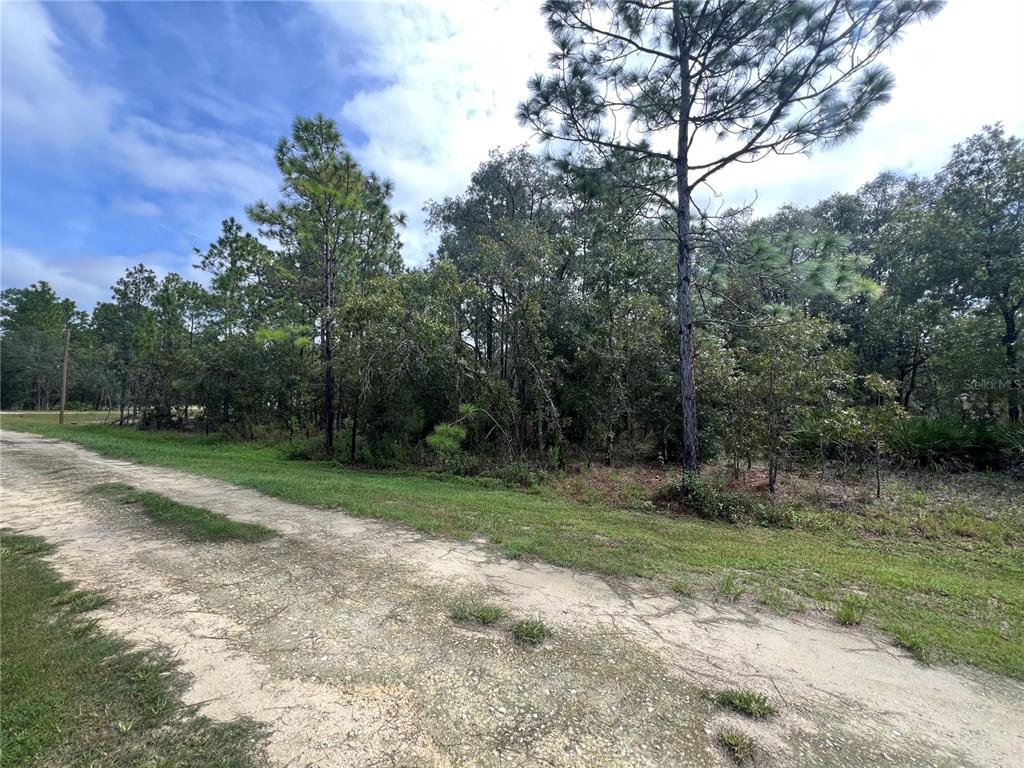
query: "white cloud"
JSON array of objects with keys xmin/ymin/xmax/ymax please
[
  {"xmin": 0, "ymin": 0, "xmax": 118, "ymax": 148},
  {"xmin": 1, "ymin": 1, "xmax": 277, "ymax": 203},
  {"xmin": 319, "ymin": 0, "xmax": 1024, "ymax": 256},
  {"xmin": 0, "ymin": 244, "xmax": 182, "ymax": 309},
  {"xmin": 709, "ymin": 0, "xmax": 1024, "ymax": 213},
  {"xmin": 110, "ymin": 198, "xmax": 162, "ymax": 218},
  {"xmin": 315, "ymin": 0, "xmax": 551, "ymax": 264},
  {"xmin": 4, "ymin": 0, "xmax": 1022, "ymax": 284}
]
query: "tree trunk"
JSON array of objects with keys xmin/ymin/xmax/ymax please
[
  {"xmin": 1003, "ymin": 308, "xmax": 1020, "ymax": 423},
  {"xmin": 322, "ymin": 264, "xmax": 335, "ymax": 457},
  {"xmin": 674, "ymin": 5, "xmax": 699, "ymax": 472},
  {"xmin": 349, "ymin": 392, "xmax": 359, "ymax": 463},
  {"xmin": 59, "ymin": 327, "xmax": 70, "ymax": 425}
]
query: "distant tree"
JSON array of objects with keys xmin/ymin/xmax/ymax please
[
  {"xmin": 519, "ymin": 0, "xmax": 943, "ymax": 471},
  {"xmin": 0, "ymin": 282, "xmax": 82, "ymax": 410},
  {"xmin": 250, "ymin": 115, "xmax": 403, "ymax": 456},
  {"xmin": 929, "ymin": 126, "xmax": 1024, "ymax": 422},
  {"xmin": 194, "ymin": 218, "xmax": 274, "ymax": 337},
  {"xmin": 96, "ymin": 265, "xmax": 158, "ymax": 424}
]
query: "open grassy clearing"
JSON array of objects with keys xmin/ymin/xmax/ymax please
[
  {"xmin": 91, "ymin": 481, "xmax": 278, "ymax": 542},
  {"xmin": 3, "ymin": 412, "xmax": 1023, "ymax": 679},
  {"xmin": 0, "ymin": 531, "xmax": 266, "ymax": 767}
]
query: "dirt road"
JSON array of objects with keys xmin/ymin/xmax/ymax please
[{"xmin": 1, "ymin": 430, "xmax": 1021, "ymax": 767}]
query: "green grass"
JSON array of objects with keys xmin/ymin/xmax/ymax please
[
  {"xmin": 719, "ymin": 727, "xmax": 758, "ymax": 765},
  {"xmin": 835, "ymin": 593, "xmax": 870, "ymax": 626},
  {"xmin": 91, "ymin": 482, "xmax": 277, "ymax": 542},
  {"xmin": 671, "ymin": 580, "xmax": 692, "ymax": 597},
  {"xmin": 512, "ymin": 619, "xmax": 550, "ymax": 645},
  {"xmin": 705, "ymin": 688, "xmax": 777, "ymax": 718},
  {"xmin": 3, "ymin": 413, "xmax": 1023, "ymax": 679},
  {"xmin": 450, "ymin": 601, "xmax": 506, "ymax": 625},
  {"xmin": 0, "ymin": 531, "xmax": 266, "ymax": 767},
  {"xmin": 718, "ymin": 571, "xmax": 746, "ymax": 601}
]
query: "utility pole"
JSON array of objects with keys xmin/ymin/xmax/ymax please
[{"xmin": 59, "ymin": 327, "xmax": 70, "ymax": 425}]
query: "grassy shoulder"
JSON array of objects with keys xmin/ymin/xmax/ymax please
[
  {"xmin": 4, "ymin": 412, "xmax": 1023, "ymax": 679},
  {"xmin": 91, "ymin": 482, "xmax": 277, "ymax": 542},
  {"xmin": 0, "ymin": 531, "xmax": 266, "ymax": 767}
]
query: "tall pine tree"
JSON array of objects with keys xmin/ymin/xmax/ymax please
[{"xmin": 519, "ymin": 0, "xmax": 942, "ymax": 471}]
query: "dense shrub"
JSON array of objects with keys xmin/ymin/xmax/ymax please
[
  {"xmin": 277, "ymin": 435, "xmax": 326, "ymax": 461},
  {"xmin": 480, "ymin": 463, "xmax": 546, "ymax": 488},
  {"xmin": 892, "ymin": 418, "xmax": 1022, "ymax": 471},
  {"xmin": 657, "ymin": 472, "xmax": 760, "ymax": 525},
  {"xmin": 655, "ymin": 472, "xmax": 797, "ymax": 527}
]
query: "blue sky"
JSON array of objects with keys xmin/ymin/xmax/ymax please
[{"xmin": 3, "ymin": 0, "xmax": 1023, "ymax": 310}]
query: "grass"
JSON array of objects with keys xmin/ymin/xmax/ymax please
[
  {"xmin": 671, "ymin": 580, "xmax": 692, "ymax": 597},
  {"xmin": 835, "ymin": 593, "xmax": 870, "ymax": 626},
  {"xmin": 91, "ymin": 482, "xmax": 277, "ymax": 542},
  {"xmin": 705, "ymin": 688, "xmax": 777, "ymax": 718},
  {"xmin": 512, "ymin": 619, "xmax": 550, "ymax": 645},
  {"xmin": 719, "ymin": 727, "xmax": 758, "ymax": 765},
  {"xmin": 0, "ymin": 531, "xmax": 266, "ymax": 767},
  {"xmin": 451, "ymin": 601, "xmax": 506, "ymax": 625},
  {"xmin": 3, "ymin": 412, "xmax": 1023, "ymax": 679},
  {"xmin": 718, "ymin": 572, "xmax": 745, "ymax": 601},
  {"xmin": 890, "ymin": 624, "xmax": 930, "ymax": 663},
  {"xmin": 758, "ymin": 584, "xmax": 805, "ymax": 615}
]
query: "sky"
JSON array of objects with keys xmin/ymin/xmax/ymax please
[{"xmin": 2, "ymin": 0, "xmax": 1023, "ymax": 311}]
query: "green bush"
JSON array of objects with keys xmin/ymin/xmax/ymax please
[
  {"xmin": 756, "ymin": 502, "xmax": 796, "ymax": 529},
  {"xmin": 656, "ymin": 472, "xmax": 762, "ymax": 525},
  {"xmin": 893, "ymin": 418, "xmax": 1022, "ymax": 471},
  {"xmin": 277, "ymin": 435, "xmax": 325, "ymax": 461},
  {"xmin": 481, "ymin": 463, "xmax": 544, "ymax": 488}
]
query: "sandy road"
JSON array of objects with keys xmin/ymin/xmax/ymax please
[{"xmin": 1, "ymin": 430, "xmax": 1021, "ymax": 767}]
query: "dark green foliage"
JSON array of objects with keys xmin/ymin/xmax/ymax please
[
  {"xmin": 5, "ymin": 121, "xmax": 1021, "ymax": 484},
  {"xmin": 91, "ymin": 482, "xmax": 277, "ymax": 542},
  {"xmin": 656, "ymin": 472, "xmax": 795, "ymax": 527},
  {"xmin": 893, "ymin": 418, "xmax": 1022, "ymax": 471},
  {"xmin": 0, "ymin": 532, "xmax": 266, "ymax": 767},
  {"xmin": 480, "ymin": 463, "xmax": 546, "ymax": 488},
  {"xmin": 278, "ymin": 435, "xmax": 328, "ymax": 461}
]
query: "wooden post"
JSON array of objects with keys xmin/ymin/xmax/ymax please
[{"xmin": 59, "ymin": 327, "xmax": 70, "ymax": 425}]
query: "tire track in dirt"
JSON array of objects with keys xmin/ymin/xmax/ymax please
[{"xmin": 2, "ymin": 430, "xmax": 1020, "ymax": 767}]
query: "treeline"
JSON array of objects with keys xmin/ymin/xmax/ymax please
[{"xmin": 2, "ymin": 121, "xmax": 1022, "ymax": 476}]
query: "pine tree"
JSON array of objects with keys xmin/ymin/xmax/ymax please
[
  {"xmin": 518, "ymin": 0, "xmax": 943, "ymax": 471},
  {"xmin": 249, "ymin": 115, "xmax": 403, "ymax": 457}
]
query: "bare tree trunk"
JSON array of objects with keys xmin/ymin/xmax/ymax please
[
  {"xmin": 1003, "ymin": 308, "xmax": 1020, "ymax": 423},
  {"xmin": 323, "ymin": 258, "xmax": 336, "ymax": 457},
  {"xmin": 674, "ymin": 4, "xmax": 699, "ymax": 472},
  {"xmin": 59, "ymin": 327, "xmax": 70, "ymax": 425},
  {"xmin": 349, "ymin": 391, "xmax": 359, "ymax": 463}
]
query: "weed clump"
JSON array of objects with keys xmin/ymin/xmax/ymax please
[
  {"xmin": 450, "ymin": 602, "xmax": 505, "ymax": 626},
  {"xmin": 834, "ymin": 593, "xmax": 869, "ymax": 626},
  {"xmin": 718, "ymin": 572, "xmax": 745, "ymax": 601},
  {"xmin": 719, "ymin": 727, "xmax": 758, "ymax": 765},
  {"xmin": 512, "ymin": 619, "xmax": 550, "ymax": 645},
  {"xmin": 705, "ymin": 688, "xmax": 776, "ymax": 718}
]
